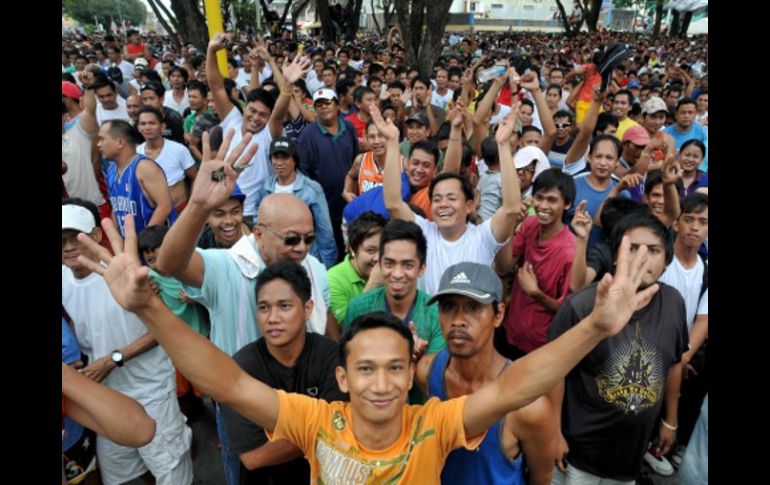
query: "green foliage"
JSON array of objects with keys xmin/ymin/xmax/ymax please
[{"xmin": 63, "ymin": 0, "xmax": 147, "ymax": 27}]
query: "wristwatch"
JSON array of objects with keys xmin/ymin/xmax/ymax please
[{"xmin": 111, "ymin": 350, "xmax": 125, "ymax": 367}]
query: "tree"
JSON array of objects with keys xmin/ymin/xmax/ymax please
[
  {"xmin": 394, "ymin": 0, "xmax": 454, "ymax": 74},
  {"xmin": 145, "ymin": 0, "xmax": 209, "ymax": 50},
  {"xmin": 574, "ymin": 0, "xmax": 603, "ymax": 32},
  {"xmin": 63, "ymin": 0, "xmax": 146, "ymax": 31},
  {"xmin": 611, "ymin": 0, "xmax": 665, "ymax": 37},
  {"xmin": 370, "ymin": 0, "xmax": 396, "ymax": 36},
  {"xmin": 554, "ymin": 0, "xmax": 579, "ymax": 37},
  {"xmin": 315, "ymin": 0, "xmax": 363, "ymax": 43},
  {"xmin": 316, "ymin": 0, "xmax": 338, "ymax": 43}
]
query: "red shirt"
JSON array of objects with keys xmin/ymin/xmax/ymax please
[
  {"xmin": 504, "ymin": 217, "xmax": 576, "ymax": 352},
  {"xmin": 345, "ymin": 113, "xmax": 368, "ymax": 142}
]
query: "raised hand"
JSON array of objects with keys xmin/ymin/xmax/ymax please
[
  {"xmin": 282, "ymin": 54, "xmax": 312, "ymax": 84},
  {"xmin": 208, "ymin": 32, "xmax": 232, "ymax": 53},
  {"xmin": 495, "ymin": 110, "xmax": 518, "ymax": 144},
  {"xmin": 370, "ymin": 103, "xmax": 400, "ymax": 141},
  {"xmin": 589, "ymin": 236, "xmax": 660, "ymax": 337},
  {"xmin": 618, "ymin": 173, "xmax": 644, "ymax": 190},
  {"xmin": 519, "ymin": 71, "xmax": 540, "ymax": 92},
  {"xmin": 193, "ymin": 128, "xmax": 259, "ymax": 210},
  {"xmin": 662, "ymin": 155, "xmax": 683, "ymax": 185},
  {"xmin": 408, "ymin": 322, "xmax": 428, "ymax": 362},
  {"xmin": 571, "ymin": 200, "xmax": 592, "ymax": 240},
  {"xmin": 449, "ymin": 100, "xmax": 466, "ymax": 128},
  {"xmin": 76, "ymin": 215, "xmax": 155, "ymax": 314}
]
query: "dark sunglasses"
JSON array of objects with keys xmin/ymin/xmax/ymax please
[
  {"xmin": 555, "ymin": 123, "xmax": 571, "ymax": 129},
  {"xmin": 259, "ymin": 224, "xmax": 315, "ymax": 247}
]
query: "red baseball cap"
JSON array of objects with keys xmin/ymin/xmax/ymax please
[{"xmin": 62, "ymin": 81, "xmax": 82, "ymax": 101}]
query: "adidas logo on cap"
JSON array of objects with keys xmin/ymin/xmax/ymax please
[{"xmin": 450, "ymin": 272, "xmax": 471, "ymax": 285}]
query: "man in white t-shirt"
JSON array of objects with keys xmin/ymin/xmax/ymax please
[
  {"xmin": 205, "ymin": 32, "xmax": 307, "ymax": 224},
  {"xmin": 380, "ymin": 105, "xmax": 522, "ymax": 294},
  {"xmin": 61, "ymin": 200, "xmax": 193, "ymax": 485},
  {"xmin": 93, "ymin": 76, "xmax": 130, "ymax": 126},
  {"xmin": 431, "ymin": 67, "xmax": 454, "ymax": 110},
  {"xmin": 655, "ymin": 191, "xmax": 708, "ymax": 470},
  {"xmin": 106, "ymin": 45, "xmax": 135, "ymax": 84},
  {"xmin": 136, "ymin": 105, "xmax": 198, "ymax": 209}
]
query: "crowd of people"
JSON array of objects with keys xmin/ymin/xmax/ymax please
[{"xmin": 62, "ymin": 24, "xmax": 708, "ymax": 485}]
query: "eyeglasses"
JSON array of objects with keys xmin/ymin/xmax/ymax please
[
  {"xmin": 258, "ymin": 223, "xmax": 315, "ymax": 247},
  {"xmin": 555, "ymin": 123, "xmax": 571, "ymax": 129},
  {"xmin": 516, "ymin": 165, "xmax": 537, "ymax": 174}
]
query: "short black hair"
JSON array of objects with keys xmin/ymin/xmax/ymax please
[
  {"xmin": 138, "ymin": 225, "xmax": 170, "ymax": 254},
  {"xmin": 521, "ymin": 125, "xmax": 542, "ymax": 137},
  {"xmin": 480, "ymin": 137, "xmax": 499, "ymax": 167},
  {"xmin": 589, "ymin": 134, "xmax": 623, "ymax": 158},
  {"xmin": 644, "ymin": 169, "xmax": 664, "ymax": 196},
  {"xmin": 336, "ymin": 78, "xmax": 355, "ymax": 97},
  {"xmin": 348, "ymin": 211, "xmax": 387, "ymax": 254},
  {"xmin": 610, "ymin": 211, "xmax": 674, "ymax": 266},
  {"xmin": 553, "ymin": 109, "xmax": 573, "ymax": 123},
  {"xmin": 168, "ymin": 66, "xmax": 189, "ymax": 83},
  {"xmin": 676, "ymin": 97, "xmax": 697, "ymax": 112},
  {"xmin": 245, "ymin": 88, "xmax": 276, "ymax": 112},
  {"xmin": 338, "ymin": 311, "xmax": 414, "ymax": 368},
  {"xmin": 532, "ymin": 170, "xmax": 576, "ymax": 208},
  {"xmin": 255, "ymin": 260, "xmax": 312, "ymax": 304},
  {"xmin": 140, "ymin": 81, "xmax": 165, "ymax": 97},
  {"xmin": 599, "ymin": 197, "xmax": 647, "ymax": 237},
  {"xmin": 187, "ymin": 80, "xmax": 208, "ymax": 97},
  {"xmin": 411, "ymin": 75, "xmax": 432, "ymax": 90},
  {"xmin": 429, "ymin": 172, "xmax": 475, "ymax": 204},
  {"xmin": 409, "ymin": 140, "xmax": 439, "ymax": 166},
  {"xmin": 388, "ymin": 80, "xmax": 406, "ymax": 92},
  {"xmin": 379, "ymin": 219, "xmax": 427, "ymax": 266},
  {"xmin": 352, "ymin": 85, "xmax": 375, "ymax": 104},
  {"xmin": 137, "ymin": 105, "xmax": 164, "ymax": 123},
  {"xmin": 103, "ymin": 120, "xmax": 139, "ymax": 147},
  {"xmin": 92, "ymin": 75, "xmax": 116, "ymax": 93},
  {"xmin": 140, "ymin": 69, "xmax": 163, "ymax": 84},
  {"xmin": 680, "ymin": 139, "xmax": 706, "ymax": 158},
  {"xmin": 680, "ymin": 192, "xmax": 708, "ymax": 216},
  {"xmin": 595, "ymin": 112, "xmax": 619, "ymax": 133}
]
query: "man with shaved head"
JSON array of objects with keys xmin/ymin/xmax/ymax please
[{"xmin": 156, "ymin": 130, "xmax": 336, "ymax": 484}]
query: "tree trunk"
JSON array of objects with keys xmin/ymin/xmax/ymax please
[
  {"xmin": 147, "ymin": 0, "xmax": 181, "ymax": 51},
  {"xmin": 554, "ymin": 0, "xmax": 576, "ymax": 37},
  {"xmin": 586, "ymin": 0, "xmax": 602, "ymax": 32},
  {"xmin": 291, "ymin": 0, "xmax": 311, "ymax": 40},
  {"xmin": 343, "ymin": 0, "xmax": 363, "ymax": 42},
  {"xmin": 395, "ymin": 0, "xmax": 453, "ymax": 74},
  {"xmin": 316, "ymin": 0, "xmax": 337, "ymax": 43},
  {"xmin": 668, "ymin": 9, "xmax": 680, "ymax": 36},
  {"xmin": 172, "ymin": 0, "xmax": 209, "ymax": 50},
  {"xmin": 371, "ymin": 0, "xmax": 382, "ymax": 35},
  {"xmin": 678, "ymin": 11, "xmax": 693, "ymax": 37},
  {"xmin": 652, "ymin": 0, "xmax": 663, "ymax": 38}
]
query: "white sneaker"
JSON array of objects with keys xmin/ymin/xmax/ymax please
[{"xmin": 644, "ymin": 451, "xmax": 675, "ymax": 476}]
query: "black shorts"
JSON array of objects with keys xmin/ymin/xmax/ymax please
[{"xmin": 62, "ymin": 427, "xmax": 97, "ymax": 484}]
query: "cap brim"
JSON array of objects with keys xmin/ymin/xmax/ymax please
[{"xmin": 427, "ymin": 288, "xmax": 496, "ymax": 306}]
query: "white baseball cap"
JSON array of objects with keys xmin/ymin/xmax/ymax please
[
  {"xmin": 62, "ymin": 204, "xmax": 96, "ymax": 233},
  {"xmin": 312, "ymin": 88, "xmax": 338, "ymax": 103},
  {"xmin": 513, "ymin": 146, "xmax": 551, "ymax": 179}
]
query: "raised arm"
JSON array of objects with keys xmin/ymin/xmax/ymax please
[
  {"xmin": 207, "ymin": 33, "xmax": 237, "ymax": 120},
  {"xmin": 77, "ymin": 214, "xmax": 281, "ymax": 433},
  {"xmin": 265, "ymin": 41, "xmax": 311, "ymax": 138},
  {"xmin": 472, "ymin": 72, "xmax": 506, "ymax": 126},
  {"xmin": 564, "ymin": 86, "xmax": 602, "ymax": 166},
  {"xmin": 519, "ymin": 72, "xmax": 556, "ymax": 153},
  {"xmin": 374, "ymin": 104, "xmax": 414, "ymax": 222},
  {"xmin": 156, "ymin": 129, "xmax": 258, "ymax": 286},
  {"xmin": 78, "ymin": 70, "xmax": 98, "ymax": 136},
  {"xmin": 441, "ymin": 101, "xmax": 466, "ymax": 174},
  {"xmin": 569, "ymin": 200, "xmax": 595, "ymax": 292},
  {"xmin": 62, "ymin": 363, "xmax": 156, "ymax": 448},
  {"xmin": 490, "ymin": 110, "xmax": 522, "ymax": 243},
  {"xmin": 462, "ymin": 236, "xmax": 661, "ymax": 437},
  {"xmin": 658, "ymin": 155, "xmax": 682, "ymax": 227}
]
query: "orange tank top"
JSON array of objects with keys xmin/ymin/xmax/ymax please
[
  {"xmin": 357, "ymin": 152, "xmax": 405, "ymax": 195},
  {"xmin": 410, "ymin": 186, "xmax": 432, "ymax": 221}
]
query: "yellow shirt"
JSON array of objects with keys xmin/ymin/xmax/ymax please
[
  {"xmin": 616, "ymin": 117, "xmax": 641, "ymax": 141},
  {"xmin": 267, "ymin": 390, "xmax": 484, "ymax": 484}
]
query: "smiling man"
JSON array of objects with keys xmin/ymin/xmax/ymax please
[
  {"xmin": 496, "ymin": 170, "xmax": 577, "ymax": 358},
  {"xmin": 382, "ymin": 107, "xmax": 523, "ymax": 295},
  {"xmin": 221, "ymin": 261, "xmax": 348, "ymax": 485},
  {"xmin": 83, "ymin": 196, "xmax": 661, "ymax": 484}
]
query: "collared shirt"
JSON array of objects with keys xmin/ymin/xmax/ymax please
[
  {"xmin": 298, "ymin": 117, "xmax": 359, "ymax": 221},
  {"xmin": 327, "ymin": 255, "xmax": 366, "ymax": 324}
]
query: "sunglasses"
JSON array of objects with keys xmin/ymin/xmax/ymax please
[
  {"xmin": 258, "ymin": 223, "xmax": 315, "ymax": 247},
  {"xmin": 555, "ymin": 123, "xmax": 571, "ymax": 129}
]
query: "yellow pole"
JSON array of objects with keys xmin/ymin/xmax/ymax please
[{"xmin": 203, "ymin": 0, "xmax": 229, "ymax": 78}]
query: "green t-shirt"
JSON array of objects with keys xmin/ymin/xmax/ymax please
[
  {"xmin": 149, "ymin": 269, "xmax": 210, "ymax": 337},
  {"xmin": 327, "ymin": 255, "xmax": 366, "ymax": 325},
  {"xmin": 343, "ymin": 287, "xmax": 446, "ymax": 404}
]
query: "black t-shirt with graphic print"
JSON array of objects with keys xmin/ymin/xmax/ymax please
[{"xmin": 548, "ymin": 282, "xmax": 687, "ymax": 481}]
